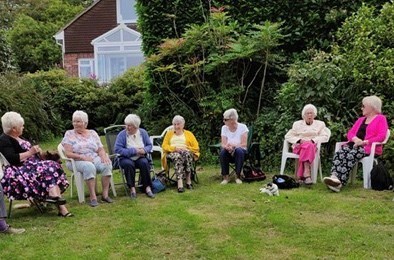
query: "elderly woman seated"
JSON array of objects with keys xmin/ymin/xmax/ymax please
[
  {"xmin": 323, "ymin": 95, "xmax": 388, "ymax": 192},
  {"xmin": 114, "ymin": 114, "xmax": 155, "ymax": 199},
  {"xmin": 162, "ymin": 115, "xmax": 200, "ymax": 193},
  {"xmin": 0, "ymin": 111, "xmax": 72, "ymax": 217},
  {"xmin": 220, "ymin": 108, "xmax": 248, "ymax": 185},
  {"xmin": 62, "ymin": 110, "xmax": 113, "ymax": 207},
  {"xmin": 285, "ymin": 104, "xmax": 330, "ymax": 184}
]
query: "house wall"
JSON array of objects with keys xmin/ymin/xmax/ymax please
[
  {"xmin": 64, "ymin": 53, "xmax": 94, "ymax": 77},
  {"xmin": 64, "ymin": 0, "xmax": 117, "ymax": 54}
]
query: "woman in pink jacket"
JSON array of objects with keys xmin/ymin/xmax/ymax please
[{"xmin": 324, "ymin": 95, "xmax": 388, "ymax": 192}]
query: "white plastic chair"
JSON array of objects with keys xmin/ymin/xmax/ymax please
[
  {"xmin": 334, "ymin": 129, "xmax": 390, "ymax": 189},
  {"xmin": 57, "ymin": 143, "xmax": 117, "ymax": 203},
  {"xmin": 149, "ymin": 125, "xmax": 173, "ymax": 169},
  {"xmin": 279, "ymin": 127, "xmax": 331, "ymax": 183}
]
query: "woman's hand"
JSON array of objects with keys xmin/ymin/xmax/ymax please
[
  {"xmin": 100, "ymin": 154, "xmax": 111, "ymax": 165},
  {"xmin": 29, "ymin": 145, "xmax": 41, "ymax": 156},
  {"xmin": 136, "ymin": 148, "xmax": 146, "ymax": 156}
]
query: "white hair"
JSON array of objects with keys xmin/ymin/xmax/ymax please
[
  {"xmin": 172, "ymin": 115, "xmax": 185, "ymax": 125},
  {"xmin": 124, "ymin": 114, "xmax": 141, "ymax": 128},
  {"xmin": 72, "ymin": 110, "xmax": 88, "ymax": 124},
  {"xmin": 301, "ymin": 104, "xmax": 317, "ymax": 119},
  {"xmin": 363, "ymin": 95, "xmax": 382, "ymax": 113},
  {"xmin": 223, "ymin": 108, "xmax": 238, "ymax": 121},
  {"xmin": 1, "ymin": 111, "xmax": 24, "ymax": 134}
]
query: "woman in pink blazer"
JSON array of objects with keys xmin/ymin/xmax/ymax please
[{"xmin": 324, "ymin": 95, "xmax": 388, "ymax": 192}]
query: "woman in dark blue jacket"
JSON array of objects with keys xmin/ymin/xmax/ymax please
[{"xmin": 114, "ymin": 114, "xmax": 154, "ymax": 199}]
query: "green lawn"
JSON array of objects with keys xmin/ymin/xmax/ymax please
[{"xmin": 1, "ymin": 139, "xmax": 393, "ymax": 259}]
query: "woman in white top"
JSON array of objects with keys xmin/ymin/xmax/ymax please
[
  {"xmin": 220, "ymin": 108, "xmax": 249, "ymax": 184},
  {"xmin": 285, "ymin": 104, "xmax": 330, "ymax": 184}
]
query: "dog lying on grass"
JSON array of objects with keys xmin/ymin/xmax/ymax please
[{"xmin": 259, "ymin": 183, "xmax": 279, "ymax": 196}]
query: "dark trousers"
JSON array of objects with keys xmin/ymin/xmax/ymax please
[
  {"xmin": 220, "ymin": 148, "xmax": 246, "ymax": 177},
  {"xmin": 119, "ymin": 157, "xmax": 152, "ymax": 189}
]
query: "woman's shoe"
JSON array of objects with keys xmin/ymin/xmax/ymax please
[
  {"xmin": 304, "ymin": 176, "xmax": 313, "ymax": 185},
  {"xmin": 186, "ymin": 183, "xmax": 193, "ymax": 190},
  {"xmin": 45, "ymin": 196, "xmax": 67, "ymax": 205},
  {"xmin": 130, "ymin": 192, "xmax": 137, "ymax": 200},
  {"xmin": 146, "ymin": 191, "xmax": 155, "ymax": 198},
  {"xmin": 178, "ymin": 187, "xmax": 185, "ymax": 193},
  {"xmin": 58, "ymin": 212, "xmax": 74, "ymax": 218}
]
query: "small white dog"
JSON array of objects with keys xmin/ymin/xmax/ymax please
[{"xmin": 260, "ymin": 183, "xmax": 279, "ymax": 196}]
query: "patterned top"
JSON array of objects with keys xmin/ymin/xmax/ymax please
[{"xmin": 62, "ymin": 129, "xmax": 103, "ymax": 159}]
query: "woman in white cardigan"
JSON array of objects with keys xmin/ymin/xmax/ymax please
[{"xmin": 285, "ymin": 104, "xmax": 330, "ymax": 184}]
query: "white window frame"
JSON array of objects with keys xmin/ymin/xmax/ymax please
[
  {"xmin": 116, "ymin": 0, "xmax": 137, "ymax": 24},
  {"xmin": 78, "ymin": 58, "xmax": 95, "ymax": 79},
  {"xmin": 91, "ymin": 24, "xmax": 144, "ymax": 83}
]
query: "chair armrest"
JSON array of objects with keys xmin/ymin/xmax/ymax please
[{"xmin": 335, "ymin": 142, "xmax": 347, "ymax": 152}]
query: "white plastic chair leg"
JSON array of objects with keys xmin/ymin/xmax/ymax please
[
  {"xmin": 74, "ymin": 172, "xmax": 85, "ymax": 203},
  {"xmin": 280, "ymin": 155, "xmax": 287, "ymax": 175}
]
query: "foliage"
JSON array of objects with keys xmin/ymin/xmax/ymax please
[
  {"xmin": 143, "ymin": 11, "xmax": 285, "ymax": 156},
  {"xmin": 6, "ymin": 0, "xmax": 84, "ymax": 72},
  {"xmin": 0, "ymin": 72, "xmax": 53, "ymax": 141},
  {"xmin": 259, "ymin": 2, "xmax": 394, "ymax": 168},
  {"xmin": 25, "ymin": 66, "xmax": 147, "ymax": 135},
  {"xmin": 136, "ymin": 0, "xmax": 211, "ymax": 56}
]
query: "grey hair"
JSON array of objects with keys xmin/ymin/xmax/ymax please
[
  {"xmin": 72, "ymin": 110, "xmax": 88, "ymax": 125},
  {"xmin": 223, "ymin": 108, "xmax": 238, "ymax": 121},
  {"xmin": 301, "ymin": 104, "xmax": 317, "ymax": 119},
  {"xmin": 1, "ymin": 111, "xmax": 24, "ymax": 134},
  {"xmin": 172, "ymin": 115, "xmax": 185, "ymax": 125},
  {"xmin": 363, "ymin": 95, "xmax": 382, "ymax": 113},
  {"xmin": 124, "ymin": 114, "xmax": 141, "ymax": 128}
]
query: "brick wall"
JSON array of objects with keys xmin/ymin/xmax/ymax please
[{"xmin": 63, "ymin": 53, "xmax": 94, "ymax": 77}]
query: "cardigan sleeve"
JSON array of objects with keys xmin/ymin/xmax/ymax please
[
  {"xmin": 186, "ymin": 131, "xmax": 200, "ymax": 158},
  {"xmin": 312, "ymin": 121, "xmax": 330, "ymax": 143},
  {"xmin": 285, "ymin": 121, "xmax": 301, "ymax": 144},
  {"xmin": 162, "ymin": 131, "xmax": 175, "ymax": 153},
  {"xmin": 0, "ymin": 134, "xmax": 23, "ymax": 166}
]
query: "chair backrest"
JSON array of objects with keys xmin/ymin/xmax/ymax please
[
  {"xmin": 247, "ymin": 124, "xmax": 254, "ymax": 150},
  {"xmin": 0, "ymin": 152, "xmax": 10, "ymax": 179},
  {"xmin": 151, "ymin": 125, "xmax": 173, "ymax": 154},
  {"xmin": 57, "ymin": 143, "xmax": 68, "ymax": 160},
  {"xmin": 383, "ymin": 129, "xmax": 390, "ymax": 144},
  {"xmin": 103, "ymin": 125, "xmax": 125, "ymax": 155}
]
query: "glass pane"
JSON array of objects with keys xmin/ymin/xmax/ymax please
[
  {"xmin": 123, "ymin": 31, "xmax": 138, "ymax": 42},
  {"xmin": 106, "ymin": 31, "xmax": 121, "ymax": 42},
  {"xmin": 98, "ymin": 46, "xmax": 121, "ymax": 52},
  {"xmin": 97, "ymin": 52, "xmax": 144, "ymax": 82},
  {"xmin": 119, "ymin": 0, "xmax": 137, "ymax": 22}
]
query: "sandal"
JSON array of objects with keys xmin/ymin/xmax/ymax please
[
  {"xmin": 58, "ymin": 212, "xmax": 74, "ymax": 218},
  {"xmin": 46, "ymin": 196, "xmax": 67, "ymax": 205}
]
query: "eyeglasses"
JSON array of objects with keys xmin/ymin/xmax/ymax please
[{"xmin": 223, "ymin": 118, "xmax": 230, "ymax": 122}]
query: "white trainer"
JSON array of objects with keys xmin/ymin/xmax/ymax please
[
  {"xmin": 323, "ymin": 176, "xmax": 341, "ymax": 187},
  {"xmin": 235, "ymin": 178, "xmax": 243, "ymax": 184},
  {"xmin": 220, "ymin": 179, "xmax": 229, "ymax": 185},
  {"xmin": 327, "ymin": 184, "xmax": 342, "ymax": 192}
]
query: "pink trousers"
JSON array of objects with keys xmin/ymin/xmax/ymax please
[{"xmin": 292, "ymin": 141, "xmax": 317, "ymax": 178}]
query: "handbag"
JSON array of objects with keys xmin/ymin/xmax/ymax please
[
  {"xmin": 152, "ymin": 170, "xmax": 167, "ymax": 194},
  {"xmin": 242, "ymin": 164, "xmax": 266, "ymax": 182}
]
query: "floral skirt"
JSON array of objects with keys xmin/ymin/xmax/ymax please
[{"xmin": 0, "ymin": 159, "xmax": 69, "ymax": 200}]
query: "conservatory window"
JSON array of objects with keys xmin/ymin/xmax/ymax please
[
  {"xmin": 78, "ymin": 59, "xmax": 95, "ymax": 79},
  {"xmin": 117, "ymin": 0, "xmax": 137, "ymax": 24},
  {"xmin": 96, "ymin": 51, "xmax": 144, "ymax": 83}
]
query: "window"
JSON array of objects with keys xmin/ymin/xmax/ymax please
[
  {"xmin": 117, "ymin": 0, "xmax": 137, "ymax": 24},
  {"xmin": 78, "ymin": 59, "xmax": 95, "ymax": 79},
  {"xmin": 92, "ymin": 24, "xmax": 144, "ymax": 83},
  {"xmin": 97, "ymin": 51, "xmax": 144, "ymax": 83}
]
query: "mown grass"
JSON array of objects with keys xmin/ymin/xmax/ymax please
[{"xmin": 1, "ymin": 138, "xmax": 393, "ymax": 259}]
